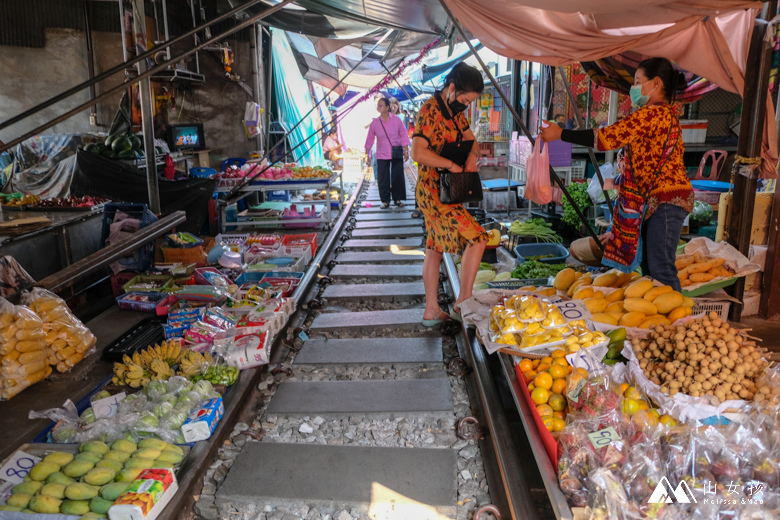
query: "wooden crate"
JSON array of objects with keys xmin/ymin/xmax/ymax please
[{"xmin": 716, "ymin": 192, "xmax": 773, "ymax": 245}]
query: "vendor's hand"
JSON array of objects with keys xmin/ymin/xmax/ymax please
[
  {"xmin": 403, "ymin": 150, "xmax": 409, "ymax": 161},
  {"xmin": 448, "ymin": 162, "xmax": 464, "ymax": 173},
  {"xmin": 465, "ymin": 153, "xmax": 478, "ymax": 172},
  {"xmin": 598, "ymin": 233, "xmax": 611, "ymax": 246},
  {"xmin": 603, "ymin": 178, "xmax": 617, "ymax": 190},
  {"xmin": 539, "ymin": 122, "xmax": 563, "ymax": 143}
]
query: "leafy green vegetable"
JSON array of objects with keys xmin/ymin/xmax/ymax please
[
  {"xmin": 510, "ymin": 260, "xmax": 571, "ymax": 280},
  {"xmin": 691, "ymin": 200, "xmax": 714, "ymax": 225},
  {"xmin": 509, "ymin": 219, "xmax": 562, "ymax": 243},
  {"xmin": 561, "ymin": 182, "xmax": 592, "ymax": 227}
]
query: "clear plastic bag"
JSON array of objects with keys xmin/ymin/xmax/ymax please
[
  {"xmin": 586, "ymin": 468, "xmax": 644, "ymax": 520},
  {"xmin": 0, "ymin": 297, "xmax": 50, "ymax": 399}
]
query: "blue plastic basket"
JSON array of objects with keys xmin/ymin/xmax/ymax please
[
  {"xmin": 514, "ymin": 243, "xmax": 570, "ymax": 264},
  {"xmin": 600, "ymin": 204, "xmax": 613, "ymax": 223},
  {"xmin": 266, "ymin": 190, "xmax": 291, "ymax": 202},
  {"xmin": 101, "ymin": 203, "xmax": 158, "ymax": 272},
  {"xmin": 190, "ymin": 167, "xmax": 218, "ymax": 178}
]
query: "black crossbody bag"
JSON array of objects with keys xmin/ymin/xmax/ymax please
[
  {"xmin": 379, "ymin": 118, "xmax": 405, "ymax": 161},
  {"xmin": 437, "ymin": 134, "xmax": 483, "ymax": 205}
]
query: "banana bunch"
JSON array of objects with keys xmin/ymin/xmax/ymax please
[
  {"xmin": 177, "ymin": 350, "xmax": 214, "ymax": 379},
  {"xmin": 112, "ymin": 340, "xmax": 183, "ymax": 387}
]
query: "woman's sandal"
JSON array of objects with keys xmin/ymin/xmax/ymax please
[
  {"xmin": 421, "ymin": 311, "xmax": 451, "ymax": 329},
  {"xmin": 411, "ymin": 210, "xmax": 421, "ymax": 218},
  {"xmin": 381, "ymin": 202, "xmax": 390, "ymax": 209},
  {"xmin": 395, "ymin": 201, "xmax": 405, "ymax": 207}
]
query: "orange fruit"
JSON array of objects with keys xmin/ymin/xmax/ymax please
[
  {"xmin": 552, "ymin": 417, "xmax": 566, "ymax": 432},
  {"xmin": 541, "ymin": 356, "xmax": 553, "ymax": 365},
  {"xmin": 622, "ymin": 399, "xmax": 640, "ymax": 416},
  {"xmin": 551, "ymin": 349, "xmax": 566, "ymax": 359},
  {"xmin": 551, "ymin": 378, "xmax": 567, "ymax": 395},
  {"xmin": 519, "ymin": 359, "xmax": 533, "ymax": 373},
  {"xmin": 565, "ymin": 365, "xmax": 573, "ymax": 375},
  {"xmin": 537, "ymin": 362, "xmax": 551, "ymax": 373},
  {"xmin": 523, "ymin": 370, "xmax": 537, "ymax": 384},
  {"xmin": 534, "ymin": 372, "xmax": 553, "ymax": 390},
  {"xmin": 553, "ymin": 357, "xmax": 569, "ymax": 367},
  {"xmin": 575, "ymin": 367, "xmax": 589, "ymax": 379},
  {"xmin": 637, "ymin": 401, "xmax": 650, "ymax": 411},
  {"xmin": 553, "ymin": 411, "xmax": 566, "ymax": 419},
  {"xmin": 536, "ymin": 403, "xmax": 554, "ymax": 417},
  {"xmin": 548, "ymin": 393, "xmax": 566, "ymax": 412},
  {"xmin": 532, "ymin": 359, "xmax": 541, "ymax": 368},
  {"xmin": 541, "ymin": 416, "xmax": 555, "ymax": 432},
  {"xmin": 659, "ymin": 415, "xmax": 678, "ymax": 427},
  {"xmin": 620, "ymin": 383, "xmax": 630, "ymax": 395},
  {"xmin": 531, "ymin": 387, "xmax": 550, "ymax": 405},
  {"xmin": 625, "ymin": 386, "xmax": 643, "ymax": 401},
  {"xmin": 549, "ymin": 365, "xmax": 566, "ymax": 380},
  {"xmin": 528, "ymin": 383, "xmax": 535, "ymax": 392}
]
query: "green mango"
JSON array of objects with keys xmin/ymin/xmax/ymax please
[
  {"xmin": 96, "ymin": 459, "xmax": 123, "ymax": 473},
  {"xmin": 29, "ymin": 461, "xmax": 61, "ymax": 481},
  {"xmin": 75, "ymin": 452, "xmax": 103, "ymax": 464},
  {"xmin": 63, "ymin": 460, "xmax": 95, "ymax": 478},
  {"xmin": 7, "ymin": 493, "xmax": 32, "ymax": 508},
  {"xmin": 65, "ymin": 482, "xmax": 99, "ymax": 500},
  {"xmin": 104, "ymin": 450, "xmax": 131, "ymax": 463},
  {"xmin": 100, "ymin": 481, "xmax": 132, "ymax": 501},
  {"xmin": 43, "ymin": 451, "xmax": 75, "ymax": 466},
  {"xmin": 28, "ymin": 495, "xmax": 62, "ymax": 514},
  {"xmin": 115, "ymin": 468, "xmax": 143, "ymax": 482},
  {"xmin": 40, "ymin": 482, "xmax": 67, "ymax": 499},
  {"xmin": 83, "ymin": 467, "xmax": 116, "ymax": 486},
  {"xmin": 11, "ymin": 481, "xmax": 42, "ymax": 495},
  {"xmin": 89, "ymin": 496, "xmax": 114, "ymax": 514},
  {"xmin": 110, "ymin": 439, "xmax": 137, "ymax": 454},
  {"xmin": 61, "ymin": 499, "xmax": 91, "ymax": 516},
  {"xmin": 0, "ymin": 505, "xmax": 22, "ymax": 511},
  {"xmin": 47, "ymin": 471, "xmax": 75, "ymax": 486},
  {"xmin": 80, "ymin": 441, "xmax": 110, "ymax": 456}
]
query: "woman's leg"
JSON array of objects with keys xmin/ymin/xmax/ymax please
[
  {"xmin": 455, "ymin": 239, "xmax": 487, "ymax": 310},
  {"xmin": 376, "ymin": 160, "xmax": 391, "ymax": 204},
  {"xmin": 644, "ymin": 204, "xmax": 687, "ymax": 290},
  {"xmin": 390, "ymin": 159, "xmax": 407, "ymax": 202},
  {"xmin": 422, "ymin": 248, "xmax": 445, "ymax": 320}
]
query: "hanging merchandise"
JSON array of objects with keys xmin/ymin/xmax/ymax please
[
  {"xmin": 243, "ymin": 102, "xmax": 263, "ymax": 139},
  {"xmin": 524, "ymin": 138, "xmax": 552, "ymax": 205}
]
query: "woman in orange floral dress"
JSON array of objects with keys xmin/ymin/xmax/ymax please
[
  {"xmin": 411, "ymin": 63, "xmax": 488, "ymax": 328},
  {"xmin": 541, "ymin": 58, "xmax": 693, "ymax": 291}
]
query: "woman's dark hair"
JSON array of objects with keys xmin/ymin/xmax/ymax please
[
  {"xmin": 377, "ymin": 97, "xmax": 390, "ymax": 107},
  {"xmin": 637, "ymin": 58, "xmax": 686, "ymax": 103},
  {"xmin": 443, "ymin": 62, "xmax": 485, "ymax": 95}
]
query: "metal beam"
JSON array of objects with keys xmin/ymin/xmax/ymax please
[
  {"xmin": 440, "ymin": 0, "xmax": 602, "ymax": 248},
  {"xmin": 37, "ymin": 211, "xmax": 186, "ymax": 293}
]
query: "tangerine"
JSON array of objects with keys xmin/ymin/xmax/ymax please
[
  {"xmin": 553, "ymin": 411, "xmax": 566, "ymax": 419},
  {"xmin": 536, "ymin": 404, "xmax": 554, "ymax": 417},
  {"xmin": 534, "ymin": 372, "xmax": 553, "ymax": 390},
  {"xmin": 537, "ymin": 362, "xmax": 551, "ymax": 373},
  {"xmin": 523, "ymin": 370, "xmax": 537, "ymax": 384},
  {"xmin": 528, "ymin": 383, "xmax": 535, "ymax": 392},
  {"xmin": 531, "ymin": 387, "xmax": 550, "ymax": 405},
  {"xmin": 549, "ymin": 365, "xmax": 566, "ymax": 380},
  {"xmin": 552, "ymin": 417, "xmax": 566, "ymax": 432},
  {"xmin": 518, "ymin": 359, "xmax": 533, "ymax": 373},
  {"xmin": 551, "ymin": 378, "xmax": 567, "ymax": 395},
  {"xmin": 548, "ymin": 393, "xmax": 567, "ymax": 412},
  {"xmin": 551, "ymin": 349, "xmax": 566, "ymax": 359},
  {"xmin": 622, "ymin": 398, "xmax": 640, "ymax": 416},
  {"xmin": 541, "ymin": 356, "xmax": 553, "ymax": 365},
  {"xmin": 565, "ymin": 365, "xmax": 573, "ymax": 375},
  {"xmin": 553, "ymin": 357, "xmax": 569, "ymax": 367},
  {"xmin": 532, "ymin": 359, "xmax": 541, "ymax": 368},
  {"xmin": 659, "ymin": 415, "xmax": 678, "ymax": 427},
  {"xmin": 620, "ymin": 383, "xmax": 630, "ymax": 395},
  {"xmin": 541, "ymin": 416, "xmax": 555, "ymax": 432}
]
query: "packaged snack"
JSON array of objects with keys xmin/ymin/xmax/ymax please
[
  {"xmin": 215, "ymin": 331, "xmax": 271, "ymax": 370},
  {"xmin": 181, "ymin": 397, "xmax": 224, "ymax": 442},
  {"xmin": 184, "ymin": 321, "xmax": 222, "ymax": 346},
  {"xmin": 108, "ymin": 468, "xmax": 178, "ymax": 520}
]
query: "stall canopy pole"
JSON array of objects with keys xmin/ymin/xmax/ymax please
[
  {"xmin": 0, "ymin": 0, "xmax": 297, "ymax": 156},
  {"xmin": 381, "ymin": 62, "xmax": 420, "ymax": 110},
  {"xmin": 440, "ymin": 0, "xmax": 602, "ymax": 249},
  {"xmin": 224, "ymin": 29, "xmax": 393, "ymax": 198},
  {"xmin": 557, "ymin": 66, "xmax": 614, "ymax": 213}
]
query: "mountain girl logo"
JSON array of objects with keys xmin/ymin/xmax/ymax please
[{"xmin": 647, "ymin": 477, "xmax": 697, "ymax": 504}]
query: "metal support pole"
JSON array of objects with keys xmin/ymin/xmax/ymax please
[
  {"xmin": 266, "ymin": 29, "xmax": 274, "ymax": 155},
  {"xmin": 557, "ymin": 66, "xmax": 613, "ymax": 212},
  {"xmin": 440, "ymin": 0, "xmax": 602, "ymax": 248},
  {"xmin": 605, "ymin": 90, "xmax": 619, "ymax": 165},
  {"xmin": 381, "ymin": 62, "xmax": 419, "ymax": 110},
  {"xmin": 251, "ymin": 23, "xmax": 263, "ymax": 153},
  {"xmin": 131, "ymin": 0, "xmax": 161, "ymax": 214},
  {"xmin": 83, "ymin": 0, "xmax": 97, "ymax": 123}
]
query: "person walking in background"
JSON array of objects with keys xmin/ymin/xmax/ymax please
[
  {"xmin": 365, "ymin": 98, "xmax": 410, "ymax": 208},
  {"xmin": 411, "ymin": 62, "xmax": 487, "ymax": 328},
  {"xmin": 322, "ymin": 127, "xmax": 343, "ymax": 168}
]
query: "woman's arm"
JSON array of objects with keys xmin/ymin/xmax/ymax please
[
  {"xmin": 411, "ymin": 137, "xmax": 463, "ymax": 172},
  {"xmin": 463, "ymin": 127, "xmax": 480, "ymax": 171},
  {"xmin": 364, "ymin": 122, "xmax": 376, "ymax": 155}
]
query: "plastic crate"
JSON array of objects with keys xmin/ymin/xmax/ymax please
[
  {"xmin": 243, "ymin": 254, "xmax": 307, "ymax": 273},
  {"xmin": 110, "ymin": 271, "xmax": 139, "ymax": 297},
  {"xmin": 122, "ymin": 275, "xmax": 174, "ymax": 293},
  {"xmin": 680, "ymin": 119, "xmax": 708, "ymax": 144},
  {"xmin": 101, "ymin": 203, "xmax": 158, "ymax": 272},
  {"xmin": 600, "ymin": 204, "xmax": 613, "ymax": 223},
  {"xmin": 283, "ymin": 233, "xmax": 317, "ymax": 258},
  {"xmin": 116, "ymin": 292, "xmax": 166, "ymax": 312},
  {"xmin": 514, "ymin": 243, "xmax": 570, "ymax": 264},
  {"xmin": 162, "ymin": 245, "xmax": 207, "ymax": 266},
  {"xmin": 545, "ymin": 140, "xmax": 572, "ymax": 167},
  {"xmin": 692, "ymin": 299, "xmax": 730, "ymax": 321},
  {"xmin": 697, "ymin": 226, "xmax": 717, "ymax": 240},
  {"xmin": 570, "ymin": 159, "xmax": 586, "ymax": 180},
  {"xmin": 507, "ymin": 232, "xmax": 542, "ymax": 252},
  {"xmin": 267, "ymin": 190, "xmax": 291, "ymax": 202}
]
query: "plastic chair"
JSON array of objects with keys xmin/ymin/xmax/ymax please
[
  {"xmin": 190, "ymin": 167, "xmax": 218, "ymax": 178},
  {"xmin": 221, "ymin": 157, "xmax": 247, "ymax": 172},
  {"xmin": 693, "ymin": 149, "xmax": 727, "ymax": 180}
]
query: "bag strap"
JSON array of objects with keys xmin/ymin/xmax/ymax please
[{"xmin": 378, "ymin": 118, "xmax": 395, "ymax": 147}]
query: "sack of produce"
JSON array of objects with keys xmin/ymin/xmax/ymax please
[
  {"xmin": 22, "ymin": 287, "xmax": 97, "ymax": 372},
  {"xmin": 0, "ymin": 297, "xmax": 51, "ymax": 399}
]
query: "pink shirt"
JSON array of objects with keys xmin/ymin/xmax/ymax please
[{"xmin": 365, "ymin": 114, "xmax": 410, "ymax": 160}]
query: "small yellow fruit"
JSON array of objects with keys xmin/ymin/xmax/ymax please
[
  {"xmin": 531, "ymin": 387, "xmax": 550, "ymax": 405},
  {"xmin": 536, "ymin": 404, "xmax": 554, "ymax": 417}
]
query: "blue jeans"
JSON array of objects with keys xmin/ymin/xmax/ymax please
[{"xmin": 640, "ymin": 203, "xmax": 688, "ymax": 291}]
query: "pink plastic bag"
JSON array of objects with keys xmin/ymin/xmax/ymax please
[{"xmin": 524, "ymin": 138, "xmax": 553, "ymax": 204}]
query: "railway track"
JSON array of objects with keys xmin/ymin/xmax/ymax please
[{"xmin": 189, "ymin": 171, "xmax": 554, "ymax": 520}]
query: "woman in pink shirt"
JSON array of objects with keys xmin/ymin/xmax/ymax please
[{"xmin": 365, "ymin": 98, "xmax": 410, "ymax": 208}]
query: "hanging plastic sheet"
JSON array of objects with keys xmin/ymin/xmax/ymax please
[{"xmin": 271, "ymin": 28, "xmax": 324, "ymax": 166}]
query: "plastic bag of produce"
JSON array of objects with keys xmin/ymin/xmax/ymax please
[
  {"xmin": 22, "ymin": 287, "xmax": 97, "ymax": 373},
  {"xmin": 0, "ymin": 297, "xmax": 50, "ymax": 399},
  {"xmin": 586, "ymin": 468, "xmax": 644, "ymax": 520},
  {"xmin": 524, "ymin": 135, "xmax": 552, "ymax": 204}
]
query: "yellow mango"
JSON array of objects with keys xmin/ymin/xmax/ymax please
[
  {"xmin": 605, "ymin": 301, "xmax": 624, "ymax": 313},
  {"xmin": 553, "ymin": 268, "xmax": 577, "ymax": 290},
  {"xmin": 573, "ymin": 287, "xmax": 595, "ymax": 300},
  {"xmin": 623, "ymin": 298, "xmax": 657, "ymax": 315},
  {"xmin": 615, "ymin": 272, "xmax": 633, "ymax": 286},
  {"xmin": 536, "ymin": 288, "xmax": 557, "ymax": 297},
  {"xmin": 682, "ymin": 296, "xmax": 695, "ymax": 308},
  {"xmin": 639, "ymin": 315, "xmax": 671, "ymax": 329},
  {"xmin": 653, "ymin": 292, "xmax": 684, "ymax": 314},
  {"xmin": 619, "ymin": 312, "xmax": 646, "ymax": 328},
  {"xmin": 593, "ymin": 273, "xmax": 618, "ymax": 287},
  {"xmin": 584, "ymin": 297, "xmax": 608, "ymax": 314},
  {"xmin": 625, "ymin": 280, "xmax": 654, "ymax": 299},
  {"xmin": 567, "ymin": 277, "xmax": 592, "ymax": 296},
  {"xmin": 667, "ymin": 306, "xmax": 693, "ymax": 323},
  {"xmin": 591, "ymin": 313, "xmax": 618, "ymax": 326},
  {"xmin": 608, "ymin": 312, "xmax": 626, "ymax": 322},
  {"xmin": 643, "ymin": 285, "xmax": 673, "ymax": 302}
]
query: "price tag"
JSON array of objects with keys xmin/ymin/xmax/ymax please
[
  {"xmin": 588, "ymin": 427, "xmax": 621, "ymax": 449},
  {"xmin": 553, "ymin": 300, "xmax": 592, "ymax": 322},
  {"xmin": 298, "ymin": 330, "xmax": 309, "ymax": 341},
  {"xmin": 566, "ymin": 377, "xmax": 586, "ymax": 403},
  {"xmin": 0, "ymin": 480, "xmax": 14, "ymax": 504},
  {"xmin": 0, "ymin": 450, "xmax": 41, "ymax": 484},
  {"xmin": 566, "ymin": 344, "xmax": 609, "ymax": 372},
  {"xmin": 92, "ymin": 392, "xmax": 126, "ymax": 419}
]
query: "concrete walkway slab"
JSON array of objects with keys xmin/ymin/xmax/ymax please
[
  {"xmin": 265, "ymin": 379, "xmax": 453, "ymax": 416},
  {"xmin": 216, "ymin": 443, "xmax": 456, "ymax": 516},
  {"xmin": 322, "ymin": 282, "xmax": 425, "ymax": 300},
  {"xmin": 311, "ymin": 309, "xmax": 422, "ymax": 331},
  {"xmin": 335, "ymin": 251, "xmax": 426, "ymax": 263},
  {"xmin": 354, "ymin": 212, "xmax": 415, "ymax": 221},
  {"xmin": 294, "ymin": 337, "xmax": 442, "ymax": 365},
  {"xmin": 329, "ymin": 265, "xmax": 423, "ymax": 278},
  {"xmin": 351, "ymin": 227, "xmax": 424, "ymax": 238},
  {"xmin": 354, "ymin": 219, "xmax": 421, "ymax": 228},
  {"xmin": 341, "ymin": 238, "xmax": 423, "ymax": 250}
]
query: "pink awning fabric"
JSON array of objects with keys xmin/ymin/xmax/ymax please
[{"xmin": 445, "ymin": 0, "xmax": 777, "ymax": 177}]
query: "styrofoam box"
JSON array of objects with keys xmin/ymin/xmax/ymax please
[
  {"xmin": 679, "ymin": 119, "xmax": 708, "ymax": 144},
  {"xmin": 483, "ymin": 190, "xmax": 518, "ymax": 212}
]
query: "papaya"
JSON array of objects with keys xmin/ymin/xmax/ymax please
[
  {"xmin": 61, "ymin": 499, "xmax": 91, "ymax": 516},
  {"xmin": 40, "ymin": 482, "xmax": 67, "ymax": 499},
  {"xmin": 100, "ymin": 481, "xmax": 132, "ymax": 501},
  {"xmin": 12, "ymin": 481, "xmax": 42, "ymax": 495},
  {"xmin": 90, "ymin": 496, "xmax": 114, "ymax": 515},
  {"xmin": 623, "ymin": 298, "xmax": 657, "ymax": 315},
  {"xmin": 619, "ymin": 312, "xmax": 646, "ymax": 328},
  {"xmin": 643, "ymin": 285, "xmax": 673, "ymax": 302},
  {"xmin": 80, "ymin": 441, "xmax": 110, "ymax": 456},
  {"xmin": 110, "ymin": 439, "xmax": 137, "ymax": 454},
  {"xmin": 653, "ymin": 292, "xmax": 684, "ymax": 314},
  {"xmin": 83, "ymin": 467, "xmax": 116, "ymax": 486},
  {"xmin": 29, "ymin": 461, "xmax": 60, "ymax": 481},
  {"xmin": 29, "ymin": 495, "xmax": 62, "ymax": 514},
  {"xmin": 43, "ymin": 451, "xmax": 75, "ymax": 467},
  {"xmin": 65, "ymin": 482, "xmax": 99, "ymax": 500},
  {"xmin": 624, "ymin": 279, "xmax": 654, "ymax": 299}
]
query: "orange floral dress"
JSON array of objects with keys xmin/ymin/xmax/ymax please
[
  {"xmin": 595, "ymin": 103, "xmax": 694, "ymax": 220},
  {"xmin": 413, "ymin": 92, "xmax": 488, "ymax": 253}
]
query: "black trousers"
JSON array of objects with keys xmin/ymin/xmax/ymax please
[{"xmin": 376, "ymin": 158, "xmax": 406, "ymax": 203}]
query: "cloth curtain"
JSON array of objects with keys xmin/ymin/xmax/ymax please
[
  {"xmin": 271, "ymin": 28, "xmax": 324, "ymax": 167},
  {"xmin": 445, "ymin": 0, "xmax": 777, "ymax": 178}
]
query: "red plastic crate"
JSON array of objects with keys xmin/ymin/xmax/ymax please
[
  {"xmin": 282, "ymin": 233, "xmax": 317, "ymax": 258},
  {"xmin": 111, "ymin": 271, "xmax": 140, "ymax": 297},
  {"xmin": 514, "ymin": 363, "xmax": 558, "ymax": 469}
]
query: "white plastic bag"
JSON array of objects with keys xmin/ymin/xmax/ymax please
[
  {"xmin": 587, "ymin": 162, "xmax": 615, "ymax": 204},
  {"xmin": 524, "ymin": 138, "xmax": 552, "ymax": 204}
]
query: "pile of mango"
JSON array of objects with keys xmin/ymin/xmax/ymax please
[
  {"xmin": 554, "ymin": 268, "xmax": 695, "ymax": 329},
  {"xmin": 0, "ymin": 438, "xmax": 183, "ymax": 517}
]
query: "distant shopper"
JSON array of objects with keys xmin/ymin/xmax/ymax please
[
  {"xmin": 553, "ymin": 113, "xmax": 566, "ymax": 128},
  {"xmin": 411, "ymin": 62, "xmax": 487, "ymax": 328},
  {"xmin": 365, "ymin": 98, "xmax": 410, "ymax": 208},
  {"xmin": 390, "ymin": 97, "xmax": 405, "ymax": 124},
  {"xmin": 322, "ymin": 127, "xmax": 342, "ymax": 166}
]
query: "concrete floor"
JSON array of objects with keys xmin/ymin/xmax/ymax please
[
  {"xmin": 736, "ymin": 316, "xmax": 780, "ymax": 361},
  {"xmin": 0, "ymin": 307, "xmax": 148, "ymax": 461}
]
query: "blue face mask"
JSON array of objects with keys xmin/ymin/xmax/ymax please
[{"xmin": 629, "ymin": 83, "xmax": 652, "ymax": 107}]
